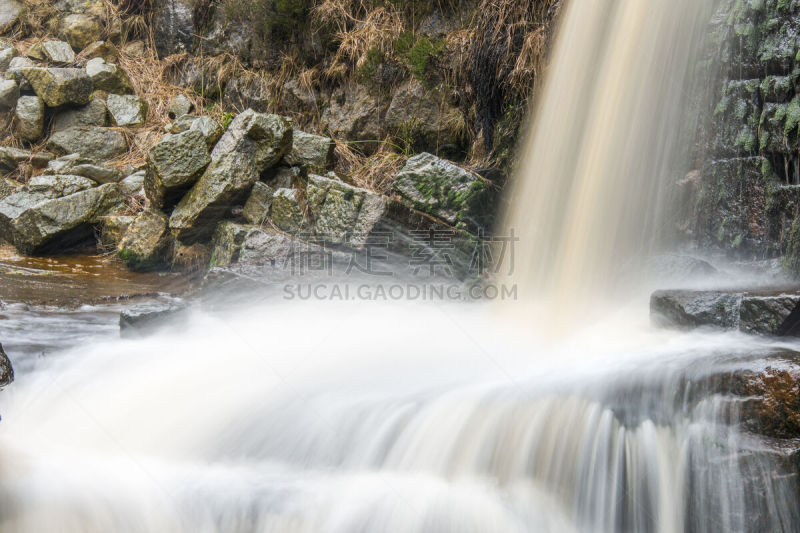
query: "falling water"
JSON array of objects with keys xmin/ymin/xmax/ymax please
[{"xmin": 1, "ymin": 1, "xmax": 798, "ymax": 532}]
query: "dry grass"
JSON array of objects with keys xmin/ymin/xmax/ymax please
[{"xmin": 334, "ymin": 140, "xmax": 405, "ymax": 192}]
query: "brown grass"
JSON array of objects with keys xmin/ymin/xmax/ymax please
[{"xmin": 334, "ymin": 140, "xmax": 405, "ymax": 192}]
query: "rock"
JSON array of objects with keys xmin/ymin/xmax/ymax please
[
  {"xmin": 27, "ymin": 40, "xmax": 76, "ymax": 64},
  {"xmin": 650, "ymin": 289, "xmax": 800, "ymax": 336},
  {"xmin": 211, "ymin": 109, "xmax": 292, "ymax": 171},
  {"xmin": 385, "ymin": 79, "xmax": 463, "ymax": 152},
  {"xmin": 264, "ymin": 166, "xmax": 303, "ymax": 190},
  {"xmin": 119, "ymin": 300, "xmax": 188, "ymax": 338},
  {"xmin": 392, "ymin": 152, "xmax": 491, "ymax": 230},
  {"xmin": 42, "ymin": 153, "xmax": 89, "ymax": 174},
  {"xmin": 0, "ymin": 0, "xmax": 22, "ymax": 33},
  {"xmin": 0, "ymin": 43, "xmax": 17, "ymax": 71},
  {"xmin": 117, "ymin": 209, "xmax": 171, "ymax": 270},
  {"xmin": 0, "ymin": 147, "xmax": 54, "ymax": 171},
  {"xmin": 59, "ymin": 14, "xmax": 102, "ymax": 51},
  {"xmin": 71, "ymin": 164, "xmax": 123, "ymax": 184},
  {"xmin": 284, "ymin": 131, "xmax": 334, "ymax": 171},
  {"xmin": 6, "ymin": 56, "xmax": 33, "ymax": 90},
  {"xmin": 210, "ymin": 222, "xmax": 328, "ymax": 269},
  {"xmin": 223, "ymin": 75, "xmax": 271, "ymax": 112},
  {"xmin": 0, "ymin": 342, "xmax": 13, "ymax": 388},
  {"xmin": 53, "ymin": 96, "xmax": 107, "ymax": 131},
  {"xmin": 271, "ymin": 188, "xmax": 306, "ymax": 234},
  {"xmin": 28, "ymin": 174, "xmax": 96, "ymax": 197},
  {"xmin": 106, "ymin": 93, "xmax": 148, "ymax": 126},
  {"xmin": 321, "ymin": 84, "xmax": 385, "ymax": 145},
  {"xmin": 0, "ymin": 177, "xmax": 19, "ymax": 200},
  {"xmin": 81, "ymin": 41, "xmax": 118, "ymax": 63},
  {"xmin": 168, "ymin": 94, "xmax": 193, "ymax": 119},
  {"xmin": 153, "ymin": 0, "xmax": 195, "ymax": 57},
  {"xmin": 165, "ymin": 114, "xmax": 222, "ymax": 148},
  {"xmin": 53, "ymin": 0, "xmax": 104, "ymax": 16},
  {"xmin": 144, "ymin": 129, "xmax": 210, "ymax": 209},
  {"xmin": 169, "ymin": 151, "xmax": 259, "ymax": 242},
  {"xmin": 13, "ymin": 95, "xmax": 44, "ymax": 142},
  {"xmin": 279, "ymin": 78, "xmax": 318, "ymax": 113},
  {"xmin": 242, "ymin": 182, "xmax": 273, "ymax": 225},
  {"xmin": 100, "ymin": 214, "xmax": 134, "ymax": 248},
  {"xmin": 171, "ymin": 241, "xmax": 210, "ymax": 273},
  {"xmin": 0, "ymin": 183, "xmax": 123, "ymax": 253},
  {"xmin": 47, "ymin": 126, "xmax": 128, "ymax": 162},
  {"xmin": 0, "ymin": 78, "xmax": 18, "ymax": 109},
  {"xmin": 22, "ymin": 67, "xmax": 92, "ymax": 107},
  {"xmin": 121, "ymin": 40, "xmax": 146, "ymax": 57},
  {"xmin": 85, "ymin": 58, "xmax": 134, "ymax": 94},
  {"xmin": 120, "ymin": 170, "xmax": 145, "ymax": 195}
]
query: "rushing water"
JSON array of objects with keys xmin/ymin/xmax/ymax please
[{"xmin": 1, "ymin": 0, "xmax": 799, "ymax": 532}]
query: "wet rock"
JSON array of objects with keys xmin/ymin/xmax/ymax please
[
  {"xmin": 117, "ymin": 209, "xmax": 171, "ymax": 271},
  {"xmin": 106, "ymin": 93, "xmax": 148, "ymax": 126},
  {"xmin": 144, "ymin": 129, "xmax": 210, "ymax": 209},
  {"xmin": 21, "ymin": 67, "xmax": 92, "ymax": 107},
  {"xmin": 47, "ymin": 126, "xmax": 128, "ymax": 162},
  {"xmin": 169, "ymin": 151, "xmax": 259, "ymax": 242},
  {"xmin": 27, "ymin": 41, "xmax": 75, "ymax": 64},
  {"xmin": 28, "ymin": 174, "xmax": 96, "ymax": 197},
  {"xmin": 210, "ymin": 221, "xmax": 327, "ymax": 269},
  {"xmin": 100, "ymin": 214, "xmax": 134, "ymax": 248},
  {"xmin": 53, "ymin": 97, "xmax": 107, "ymax": 131},
  {"xmin": 0, "ymin": 43, "xmax": 18, "ymax": 71},
  {"xmin": 242, "ymin": 181, "xmax": 273, "ymax": 225},
  {"xmin": 0, "ymin": 342, "xmax": 13, "ymax": 387},
  {"xmin": 271, "ymin": 188, "xmax": 306, "ymax": 234},
  {"xmin": 211, "ymin": 109, "xmax": 293, "ymax": 171},
  {"xmin": 284, "ymin": 131, "xmax": 334, "ymax": 171},
  {"xmin": 119, "ymin": 300, "xmax": 189, "ymax": 338},
  {"xmin": 152, "ymin": 0, "xmax": 195, "ymax": 58},
  {"xmin": 13, "ymin": 95, "xmax": 44, "ymax": 141},
  {"xmin": 0, "ymin": 0, "xmax": 22, "ymax": 33},
  {"xmin": 0, "ymin": 77, "xmax": 15, "ymax": 109},
  {"xmin": 0, "ymin": 183, "xmax": 123, "ymax": 253},
  {"xmin": 120, "ymin": 170, "xmax": 145, "ymax": 195},
  {"xmin": 85, "ymin": 58, "xmax": 133, "ymax": 94},
  {"xmin": 392, "ymin": 152, "xmax": 491, "ymax": 230},
  {"xmin": 165, "ymin": 114, "xmax": 222, "ymax": 148},
  {"xmin": 59, "ymin": 14, "xmax": 102, "ymax": 51},
  {"xmin": 168, "ymin": 94, "xmax": 193, "ymax": 119},
  {"xmin": 321, "ymin": 84, "xmax": 384, "ymax": 145},
  {"xmin": 81, "ymin": 41, "xmax": 118, "ymax": 63}
]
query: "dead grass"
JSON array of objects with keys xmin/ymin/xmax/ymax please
[{"xmin": 334, "ymin": 140, "xmax": 405, "ymax": 192}]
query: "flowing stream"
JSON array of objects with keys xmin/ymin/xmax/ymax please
[{"xmin": 1, "ymin": 0, "xmax": 799, "ymax": 532}]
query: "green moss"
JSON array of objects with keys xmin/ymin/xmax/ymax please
[
  {"xmin": 356, "ymin": 47, "xmax": 385, "ymax": 83},
  {"xmin": 393, "ymin": 33, "xmax": 445, "ymax": 82},
  {"xmin": 735, "ymin": 128, "xmax": 757, "ymax": 152}
]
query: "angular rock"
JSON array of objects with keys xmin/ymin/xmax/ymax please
[
  {"xmin": 284, "ymin": 131, "xmax": 334, "ymax": 171},
  {"xmin": 321, "ymin": 84, "xmax": 384, "ymax": 145},
  {"xmin": 171, "ymin": 241, "xmax": 210, "ymax": 273},
  {"xmin": 0, "ymin": 177, "xmax": 19, "ymax": 200},
  {"xmin": 47, "ymin": 126, "xmax": 128, "ymax": 162},
  {"xmin": 0, "ymin": 342, "xmax": 13, "ymax": 388},
  {"xmin": 27, "ymin": 40, "xmax": 75, "ymax": 64},
  {"xmin": 211, "ymin": 109, "xmax": 292, "ymax": 171},
  {"xmin": 59, "ymin": 14, "xmax": 102, "ymax": 51},
  {"xmin": 85, "ymin": 58, "xmax": 133, "ymax": 94},
  {"xmin": 71, "ymin": 164, "xmax": 123, "ymax": 184},
  {"xmin": 13, "ymin": 95, "xmax": 44, "ymax": 141},
  {"xmin": 117, "ymin": 209, "xmax": 171, "ymax": 271},
  {"xmin": 144, "ymin": 129, "xmax": 210, "ymax": 209},
  {"xmin": 53, "ymin": 97, "xmax": 107, "ymax": 131},
  {"xmin": 119, "ymin": 300, "xmax": 189, "ymax": 338},
  {"xmin": 106, "ymin": 93, "xmax": 147, "ymax": 126},
  {"xmin": 0, "ymin": 183, "xmax": 123, "ymax": 253},
  {"xmin": 152, "ymin": 0, "xmax": 194, "ymax": 58},
  {"xmin": 100, "ymin": 214, "xmax": 134, "ymax": 248},
  {"xmin": 392, "ymin": 152, "xmax": 491, "ymax": 230},
  {"xmin": 265, "ymin": 166, "xmax": 303, "ymax": 190},
  {"xmin": 169, "ymin": 151, "xmax": 259, "ymax": 242},
  {"xmin": 42, "ymin": 153, "xmax": 89, "ymax": 174},
  {"xmin": 120, "ymin": 170, "xmax": 145, "ymax": 195},
  {"xmin": 168, "ymin": 94, "xmax": 193, "ymax": 119},
  {"xmin": 6, "ymin": 56, "xmax": 33, "ymax": 90},
  {"xmin": 166, "ymin": 114, "xmax": 223, "ymax": 148},
  {"xmin": 271, "ymin": 188, "xmax": 306, "ymax": 234},
  {"xmin": 28, "ymin": 174, "xmax": 96, "ymax": 197},
  {"xmin": 0, "ymin": 43, "xmax": 18, "ymax": 71},
  {"xmin": 81, "ymin": 41, "xmax": 118, "ymax": 63},
  {"xmin": 0, "ymin": 78, "xmax": 18, "ymax": 109},
  {"xmin": 242, "ymin": 181, "xmax": 273, "ymax": 225},
  {"xmin": 210, "ymin": 222, "xmax": 328, "ymax": 269},
  {"xmin": 22, "ymin": 67, "xmax": 92, "ymax": 107},
  {"xmin": 0, "ymin": 0, "xmax": 22, "ymax": 33},
  {"xmin": 385, "ymin": 79, "xmax": 463, "ymax": 150},
  {"xmin": 0, "ymin": 147, "xmax": 54, "ymax": 171}
]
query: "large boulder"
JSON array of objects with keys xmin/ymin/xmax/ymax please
[
  {"xmin": 321, "ymin": 84, "xmax": 385, "ymax": 146},
  {"xmin": 85, "ymin": 58, "xmax": 133, "ymax": 94},
  {"xmin": 392, "ymin": 152, "xmax": 492, "ymax": 231},
  {"xmin": 27, "ymin": 174, "xmax": 96, "ymax": 197},
  {"xmin": 59, "ymin": 14, "xmax": 103, "ymax": 51},
  {"xmin": 0, "ymin": 183, "xmax": 123, "ymax": 253},
  {"xmin": 0, "ymin": 78, "xmax": 18, "ymax": 109},
  {"xmin": 271, "ymin": 188, "xmax": 306, "ymax": 234},
  {"xmin": 211, "ymin": 109, "xmax": 292, "ymax": 171},
  {"xmin": 242, "ymin": 181, "xmax": 273, "ymax": 225},
  {"xmin": 117, "ymin": 209, "xmax": 171, "ymax": 271},
  {"xmin": 21, "ymin": 68, "xmax": 92, "ymax": 107},
  {"xmin": 169, "ymin": 151, "xmax": 259, "ymax": 242},
  {"xmin": 284, "ymin": 131, "xmax": 334, "ymax": 171},
  {"xmin": 100, "ymin": 214, "xmax": 134, "ymax": 248},
  {"xmin": 13, "ymin": 95, "xmax": 44, "ymax": 141},
  {"xmin": 27, "ymin": 40, "xmax": 75, "ymax": 64},
  {"xmin": 0, "ymin": 0, "xmax": 22, "ymax": 33},
  {"xmin": 210, "ymin": 222, "xmax": 328, "ymax": 269},
  {"xmin": 152, "ymin": 0, "xmax": 195, "ymax": 58},
  {"xmin": 53, "ymin": 97, "xmax": 107, "ymax": 131},
  {"xmin": 47, "ymin": 126, "xmax": 128, "ymax": 162},
  {"xmin": 145, "ymin": 129, "xmax": 210, "ymax": 209},
  {"xmin": 106, "ymin": 94, "xmax": 148, "ymax": 126},
  {"xmin": 0, "ymin": 342, "xmax": 13, "ymax": 388},
  {"xmin": 165, "ymin": 115, "xmax": 223, "ymax": 148}
]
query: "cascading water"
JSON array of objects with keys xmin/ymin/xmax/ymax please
[{"xmin": 1, "ymin": 1, "xmax": 798, "ymax": 532}]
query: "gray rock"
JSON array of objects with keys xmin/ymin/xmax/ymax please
[
  {"xmin": 100, "ymin": 214, "xmax": 134, "ymax": 248},
  {"xmin": 0, "ymin": 177, "xmax": 19, "ymax": 200},
  {"xmin": 152, "ymin": 0, "xmax": 195, "ymax": 58},
  {"xmin": 265, "ymin": 166, "xmax": 303, "ymax": 190},
  {"xmin": 21, "ymin": 67, "xmax": 92, "ymax": 107},
  {"xmin": 242, "ymin": 181, "xmax": 273, "ymax": 225},
  {"xmin": 6, "ymin": 56, "xmax": 33, "ymax": 90},
  {"xmin": 222, "ymin": 75, "xmax": 271, "ymax": 113},
  {"xmin": 271, "ymin": 188, "xmax": 306, "ymax": 234},
  {"xmin": 120, "ymin": 170, "xmax": 145, "ymax": 195},
  {"xmin": 53, "ymin": 97, "xmax": 107, "ymax": 131},
  {"xmin": 279, "ymin": 78, "xmax": 318, "ymax": 113},
  {"xmin": 0, "ymin": 147, "xmax": 54, "ymax": 171},
  {"xmin": 0, "ymin": 78, "xmax": 18, "ymax": 109},
  {"xmin": 385, "ymin": 79, "xmax": 462, "ymax": 150},
  {"xmin": 106, "ymin": 93, "xmax": 148, "ymax": 126},
  {"xmin": 144, "ymin": 129, "xmax": 210, "ymax": 209},
  {"xmin": 0, "ymin": 183, "xmax": 123, "ymax": 253},
  {"xmin": 28, "ymin": 174, "xmax": 96, "ymax": 197},
  {"xmin": 71, "ymin": 164, "xmax": 124, "ymax": 184},
  {"xmin": 27, "ymin": 40, "xmax": 75, "ymax": 64},
  {"xmin": 0, "ymin": 43, "xmax": 18, "ymax": 71},
  {"xmin": 47, "ymin": 126, "xmax": 128, "ymax": 162},
  {"xmin": 117, "ymin": 209, "xmax": 171, "ymax": 271},
  {"xmin": 0, "ymin": 0, "xmax": 22, "ymax": 33},
  {"xmin": 210, "ymin": 222, "xmax": 327, "ymax": 268},
  {"xmin": 81, "ymin": 41, "xmax": 118, "ymax": 63},
  {"xmin": 42, "ymin": 153, "xmax": 89, "ymax": 174},
  {"xmin": 119, "ymin": 300, "xmax": 189, "ymax": 338},
  {"xmin": 392, "ymin": 152, "xmax": 491, "ymax": 230},
  {"xmin": 168, "ymin": 94, "xmax": 193, "ymax": 119},
  {"xmin": 52, "ymin": 0, "xmax": 104, "ymax": 15},
  {"xmin": 85, "ymin": 58, "xmax": 134, "ymax": 94},
  {"xmin": 59, "ymin": 14, "xmax": 102, "ymax": 51},
  {"xmin": 0, "ymin": 342, "xmax": 13, "ymax": 388},
  {"xmin": 284, "ymin": 131, "xmax": 334, "ymax": 171},
  {"xmin": 211, "ymin": 109, "xmax": 293, "ymax": 171},
  {"xmin": 321, "ymin": 84, "xmax": 384, "ymax": 145},
  {"xmin": 13, "ymin": 95, "xmax": 44, "ymax": 141},
  {"xmin": 166, "ymin": 114, "xmax": 222, "ymax": 148},
  {"xmin": 169, "ymin": 151, "xmax": 259, "ymax": 242}
]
